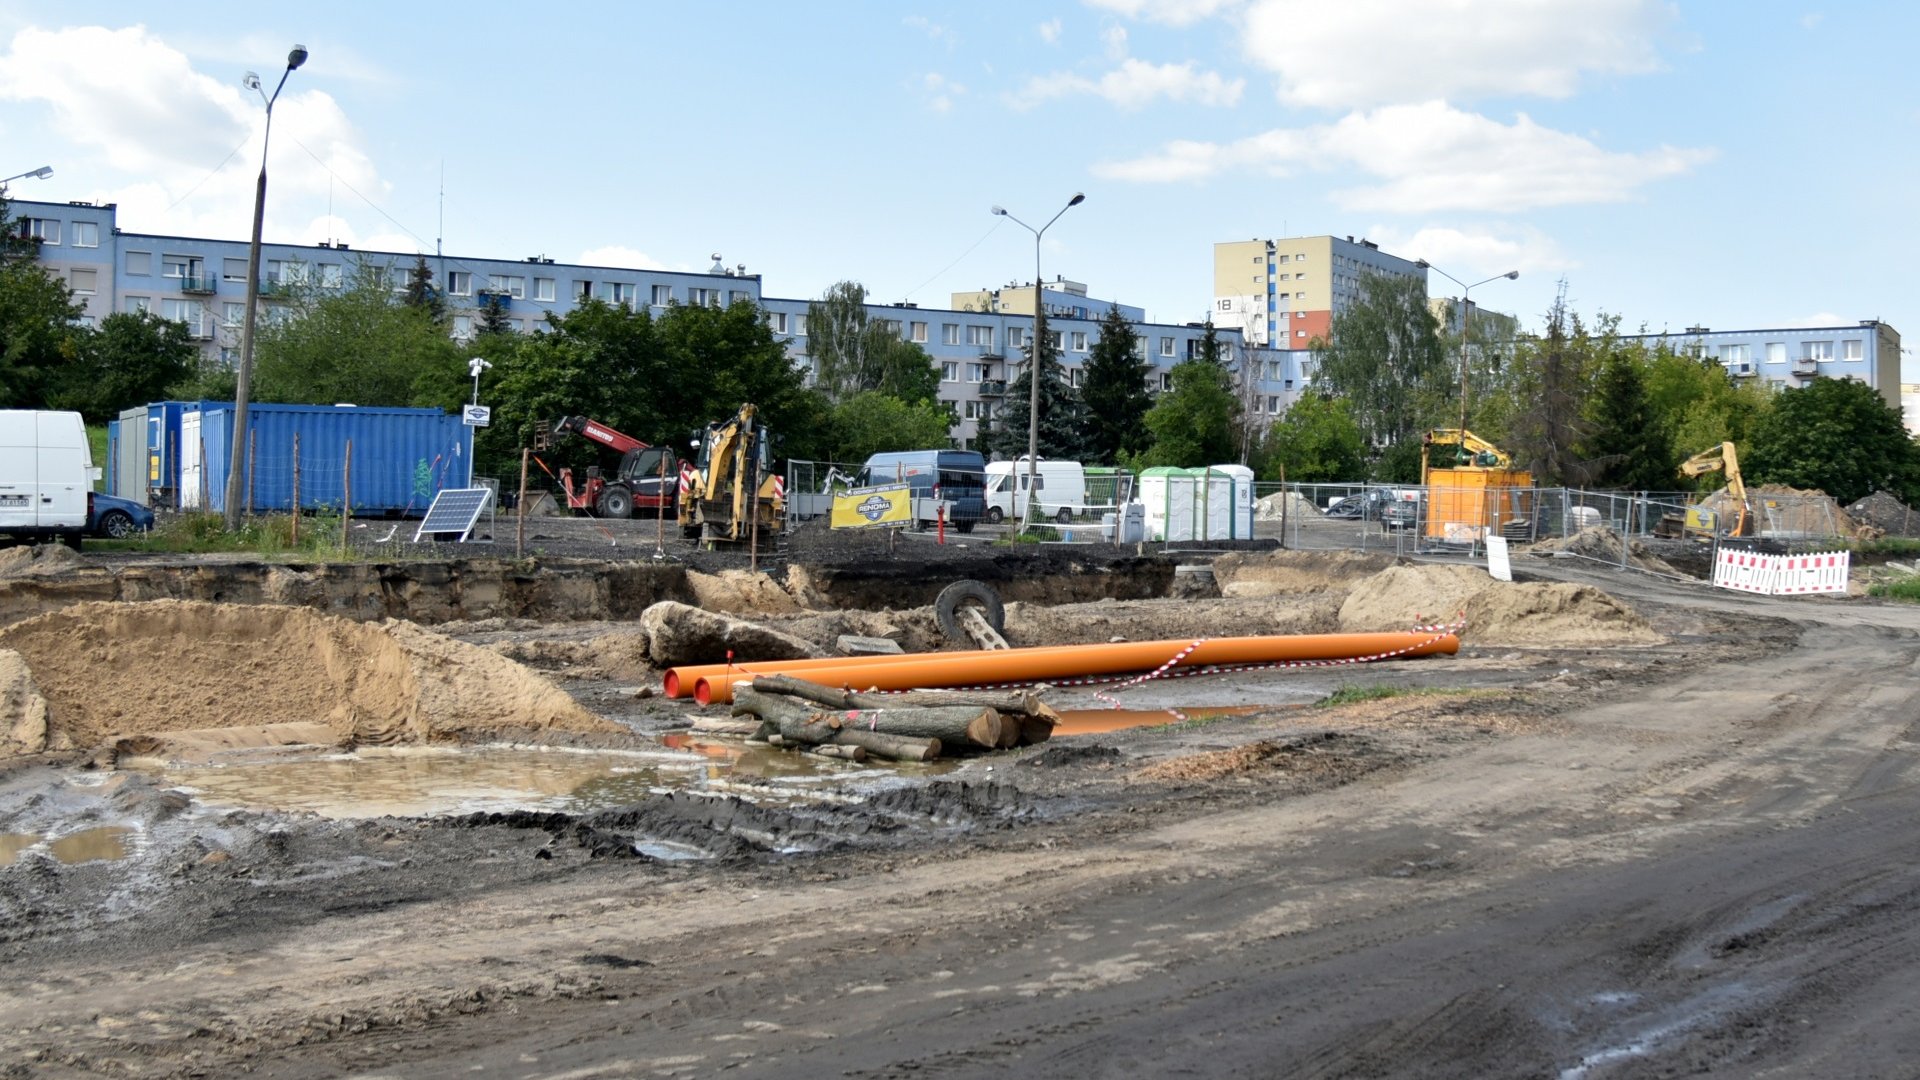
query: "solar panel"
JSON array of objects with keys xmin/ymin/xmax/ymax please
[{"xmin": 413, "ymin": 487, "xmax": 494, "ymax": 543}]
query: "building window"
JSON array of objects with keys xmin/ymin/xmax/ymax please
[
  {"xmin": 1295, "ymin": 252, "xmax": 1307, "ymax": 261},
  {"xmin": 686, "ymin": 286, "xmax": 716, "ymax": 307},
  {"xmin": 1159, "ymin": 337, "xmax": 1174, "ymax": 357},
  {"xmin": 486, "ymin": 274, "xmax": 525, "ymax": 299},
  {"xmin": 1804, "ymin": 341, "xmax": 1833, "ymax": 361},
  {"xmin": 575, "ymin": 280, "xmax": 594, "ymax": 300},
  {"xmin": 1766, "ymin": 342, "xmax": 1786, "ymax": 363},
  {"xmin": 1070, "ymin": 331, "xmax": 1087, "ymax": 352},
  {"xmin": 161, "ymin": 255, "xmax": 190, "ymax": 279},
  {"xmin": 1720, "ymin": 345, "xmax": 1750, "ymax": 364},
  {"xmin": 159, "ymin": 298, "xmax": 201, "ymax": 325},
  {"xmin": 69, "ymin": 268, "xmax": 96, "ymax": 295},
  {"xmin": 767, "ymin": 311, "xmax": 788, "ymax": 334},
  {"xmin": 1297, "ymin": 329, "xmax": 1307, "ymax": 338},
  {"xmin": 1047, "ymin": 330, "xmax": 1063, "ymax": 351},
  {"xmin": 534, "ymin": 277, "xmax": 555, "ymax": 302},
  {"xmin": 1134, "ymin": 340, "xmax": 1148, "ymax": 360},
  {"xmin": 942, "ymin": 323, "xmax": 959, "ymax": 345},
  {"xmin": 1278, "ymin": 254, "xmax": 1289, "ymax": 264},
  {"xmin": 609, "ymin": 282, "xmax": 636, "ymax": 306},
  {"xmin": 793, "ymin": 315, "xmax": 808, "ymax": 336},
  {"xmin": 447, "ymin": 271, "xmax": 471, "ymax": 296},
  {"xmin": 221, "ymin": 257, "xmax": 247, "ymax": 282},
  {"xmin": 1296, "ymin": 272, "xmax": 1307, "ymax": 280},
  {"xmin": 1068, "ymin": 367, "xmax": 1084, "ymax": 387},
  {"xmin": 966, "ymin": 325, "xmax": 994, "ymax": 348},
  {"xmin": 1159, "ymin": 372, "xmax": 1174, "ymax": 391},
  {"xmin": 911, "ymin": 321, "xmax": 928, "ymax": 343},
  {"xmin": 1280, "ymin": 273, "xmax": 1291, "ymax": 282},
  {"xmin": 941, "ymin": 361, "xmax": 958, "ymax": 382},
  {"xmin": 126, "ymin": 251, "xmax": 151, "ymax": 276},
  {"xmin": 125, "ymin": 296, "xmax": 150, "ymax": 314},
  {"xmin": 967, "ymin": 362, "xmax": 986, "ymax": 382},
  {"xmin": 1843, "ymin": 339, "xmax": 1863, "ymax": 361},
  {"xmin": 452, "ymin": 315, "xmax": 473, "ymax": 338},
  {"xmin": 223, "ymin": 302, "xmax": 245, "ymax": 326},
  {"xmin": 71, "ymin": 222, "xmax": 98, "ymax": 248},
  {"xmin": 17, "ymin": 218, "xmax": 59, "ymax": 245},
  {"xmin": 276, "ymin": 261, "xmax": 309, "ymax": 285},
  {"xmin": 1284, "ymin": 379, "xmax": 1293, "ymax": 391},
  {"xmin": 730, "ymin": 290, "xmax": 751, "ymax": 306},
  {"xmin": 320, "ymin": 263, "xmax": 343, "ymax": 288}
]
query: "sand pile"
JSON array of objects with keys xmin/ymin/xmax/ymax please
[
  {"xmin": 1211, "ymin": 550, "xmax": 1396, "ymax": 598},
  {"xmin": 686, "ymin": 569, "xmax": 802, "ymax": 615},
  {"xmin": 1006, "ymin": 594, "xmax": 1341, "ymax": 646},
  {"xmin": 0, "ymin": 600, "xmax": 618, "ymax": 758},
  {"xmin": 0, "ymin": 649, "xmax": 51, "ymax": 755},
  {"xmin": 1337, "ymin": 563, "xmax": 1660, "ymax": 647},
  {"xmin": 1255, "ymin": 490, "xmax": 1324, "ymax": 521},
  {"xmin": 1846, "ymin": 491, "xmax": 1920, "ymax": 538},
  {"xmin": 1696, "ymin": 483, "xmax": 1858, "ymax": 538},
  {"xmin": 1530, "ymin": 526, "xmax": 1682, "ymax": 575},
  {"xmin": 0, "ymin": 545, "xmax": 83, "ymax": 578}
]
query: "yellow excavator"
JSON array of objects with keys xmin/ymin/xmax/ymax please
[
  {"xmin": 1420, "ymin": 429, "xmax": 1532, "ymax": 542},
  {"xmin": 1674, "ymin": 441, "xmax": 1751, "ymax": 538},
  {"xmin": 678, "ymin": 403, "xmax": 784, "ymax": 549}
]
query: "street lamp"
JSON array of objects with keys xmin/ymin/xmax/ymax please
[
  {"xmin": 991, "ymin": 192, "xmax": 1085, "ymax": 529},
  {"xmin": 0, "ymin": 166, "xmax": 53, "ymax": 187},
  {"xmin": 1415, "ymin": 259, "xmax": 1518, "ymax": 438},
  {"xmin": 224, "ymin": 44, "xmax": 308, "ymax": 529}
]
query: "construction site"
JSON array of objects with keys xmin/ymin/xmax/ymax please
[{"xmin": 5, "ymin": 478, "xmax": 1920, "ymax": 1080}]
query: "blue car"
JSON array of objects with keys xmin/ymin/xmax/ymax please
[{"xmin": 89, "ymin": 492, "xmax": 154, "ymax": 539}]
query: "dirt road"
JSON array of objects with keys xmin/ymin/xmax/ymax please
[{"xmin": 6, "ymin": 561, "xmax": 1920, "ymax": 1078}]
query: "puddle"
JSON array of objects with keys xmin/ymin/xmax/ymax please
[
  {"xmin": 1054, "ymin": 705, "xmax": 1297, "ymax": 735},
  {"xmin": 3, "ymin": 826, "xmax": 138, "ymax": 865},
  {"xmin": 123, "ymin": 740, "xmax": 927, "ymax": 820}
]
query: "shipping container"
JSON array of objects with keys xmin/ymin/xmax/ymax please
[
  {"xmin": 175, "ymin": 403, "xmax": 472, "ymax": 516},
  {"xmin": 110, "ymin": 401, "xmax": 225, "ymax": 508}
]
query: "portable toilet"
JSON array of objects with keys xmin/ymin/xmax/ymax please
[
  {"xmin": 1212, "ymin": 464, "xmax": 1255, "ymax": 539},
  {"xmin": 1139, "ymin": 467, "xmax": 1194, "ymax": 541}
]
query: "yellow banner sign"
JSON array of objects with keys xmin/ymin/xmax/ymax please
[{"xmin": 831, "ymin": 484, "xmax": 912, "ymax": 529}]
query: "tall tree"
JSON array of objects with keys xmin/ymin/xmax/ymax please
[
  {"xmin": 249, "ymin": 259, "xmax": 461, "ymax": 409},
  {"xmin": 402, "ymin": 255, "xmax": 444, "ymax": 322},
  {"xmin": 476, "ymin": 293, "xmax": 515, "ymax": 337},
  {"xmin": 1745, "ymin": 377, "xmax": 1919, "ymax": 505},
  {"xmin": 1504, "ymin": 282, "xmax": 1597, "ymax": 485},
  {"xmin": 986, "ymin": 309, "xmax": 1090, "ymax": 461},
  {"xmin": 803, "ymin": 280, "xmax": 939, "ymax": 404},
  {"xmin": 49, "ymin": 312, "xmax": 198, "ymax": 422},
  {"xmin": 1197, "ymin": 319, "xmax": 1225, "ymax": 366},
  {"xmin": 1079, "ymin": 304, "xmax": 1151, "ymax": 464},
  {"xmin": 1140, "ymin": 356, "xmax": 1240, "ymax": 468},
  {"xmin": 1582, "ymin": 347, "xmax": 1669, "ymax": 490},
  {"xmin": 1310, "ymin": 271, "xmax": 1449, "ymax": 450},
  {"xmin": 1263, "ymin": 394, "xmax": 1366, "ymax": 483},
  {"xmin": 0, "ymin": 191, "xmax": 84, "ymax": 409},
  {"xmin": 823, "ymin": 391, "xmax": 955, "ymax": 463}
]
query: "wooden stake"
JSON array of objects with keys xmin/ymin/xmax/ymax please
[
  {"xmin": 246, "ymin": 425, "xmax": 257, "ymax": 519},
  {"xmin": 290, "ymin": 433, "xmax": 301, "ymax": 544},
  {"xmin": 516, "ymin": 447, "xmax": 530, "ymax": 559},
  {"xmin": 342, "ymin": 438, "xmax": 352, "ymax": 548}
]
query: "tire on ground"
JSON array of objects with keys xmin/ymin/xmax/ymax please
[{"xmin": 935, "ymin": 579, "xmax": 1005, "ymax": 645}]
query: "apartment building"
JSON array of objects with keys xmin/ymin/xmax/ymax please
[
  {"xmin": 12, "ymin": 197, "xmax": 1225, "ymax": 451},
  {"xmin": 1620, "ymin": 322, "xmax": 1903, "ymax": 411}
]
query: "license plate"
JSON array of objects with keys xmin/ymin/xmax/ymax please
[{"xmin": 0, "ymin": 494, "xmax": 27, "ymax": 507}]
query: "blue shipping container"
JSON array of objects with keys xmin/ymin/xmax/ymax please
[
  {"xmin": 179, "ymin": 403, "xmax": 472, "ymax": 516},
  {"xmin": 115, "ymin": 400, "xmax": 226, "ymax": 508}
]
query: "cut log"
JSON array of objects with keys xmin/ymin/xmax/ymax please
[
  {"xmin": 688, "ymin": 717, "xmax": 766, "ymax": 736},
  {"xmin": 995, "ymin": 710, "xmax": 1021, "ymax": 749},
  {"xmin": 805, "ymin": 743, "xmax": 867, "ymax": 762},
  {"xmin": 772, "ymin": 714, "xmax": 842, "ymax": 746},
  {"xmin": 827, "ymin": 729, "xmax": 940, "ymax": 763},
  {"xmin": 750, "ymin": 675, "xmax": 1047, "ymax": 717},
  {"xmin": 817, "ymin": 705, "xmax": 1001, "ymax": 749},
  {"xmin": 731, "ymin": 686, "xmax": 817, "ymax": 727},
  {"xmin": 1017, "ymin": 713, "xmax": 1056, "ymax": 745}
]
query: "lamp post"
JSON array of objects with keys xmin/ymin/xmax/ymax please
[
  {"xmin": 0, "ymin": 166, "xmax": 53, "ymax": 187},
  {"xmin": 991, "ymin": 192, "xmax": 1084, "ymax": 529},
  {"xmin": 1415, "ymin": 260, "xmax": 1518, "ymax": 438},
  {"xmin": 467, "ymin": 357, "xmax": 492, "ymax": 486},
  {"xmin": 224, "ymin": 44, "xmax": 308, "ymax": 529}
]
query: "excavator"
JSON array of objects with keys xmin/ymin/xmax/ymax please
[
  {"xmin": 550, "ymin": 416, "xmax": 678, "ymax": 519},
  {"xmin": 679, "ymin": 403, "xmax": 784, "ymax": 548},
  {"xmin": 1673, "ymin": 441, "xmax": 1751, "ymax": 538},
  {"xmin": 1420, "ymin": 428, "xmax": 1533, "ymax": 542}
]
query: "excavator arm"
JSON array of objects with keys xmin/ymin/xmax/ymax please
[
  {"xmin": 552, "ymin": 416, "xmax": 649, "ymax": 455},
  {"xmin": 1423, "ymin": 428, "xmax": 1513, "ymax": 469},
  {"xmin": 1677, "ymin": 442, "xmax": 1748, "ymax": 536}
]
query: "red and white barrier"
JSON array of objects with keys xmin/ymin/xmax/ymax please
[{"xmin": 1711, "ymin": 547, "xmax": 1849, "ymax": 596}]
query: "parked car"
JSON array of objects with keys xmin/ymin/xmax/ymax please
[
  {"xmin": 1324, "ymin": 488, "xmax": 1420, "ymax": 529},
  {"xmin": 89, "ymin": 492, "xmax": 154, "ymax": 538}
]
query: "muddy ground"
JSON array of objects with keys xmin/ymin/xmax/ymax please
[{"xmin": 3, "ymin": 525, "xmax": 1919, "ymax": 1078}]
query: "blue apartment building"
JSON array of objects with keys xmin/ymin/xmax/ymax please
[
  {"xmin": 13, "ymin": 197, "xmax": 1227, "ymax": 452},
  {"xmin": 1621, "ymin": 322, "xmax": 1902, "ymax": 410}
]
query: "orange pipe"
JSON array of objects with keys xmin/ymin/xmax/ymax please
[
  {"xmin": 662, "ymin": 640, "xmax": 1177, "ymax": 698},
  {"xmin": 689, "ymin": 631, "xmax": 1458, "ymax": 705}
]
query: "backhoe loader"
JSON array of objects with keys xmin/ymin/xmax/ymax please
[{"xmin": 678, "ymin": 403, "xmax": 783, "ymax": 549}]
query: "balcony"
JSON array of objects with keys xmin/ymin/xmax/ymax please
[
  {"xmin": 979, "ymin": 379, "xmax": 1006, "ymax": 396},
  {"xmin": 477, "ymin": 289, "xmax": 514, "ymax": 309},
  {"xmin": 1792, "ymin": 358, "xmax": 1822, "ymax": 376},
  {"xmin": 977, "ymin": 345, "xmax": 1004, "ymax": 360},
  {"xmin": 178, "ymin": 275, "xmax": 217, "ymax": 295},
  {"xmin": 257, "ymin": 276, "xmax": 286, "ymax": 297}
]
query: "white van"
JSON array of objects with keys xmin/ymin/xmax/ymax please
[
  {"xmin": 0, "ymin": 410, "xmax": 98, "ymax": 547},
  {"xmin": 984, "ymin": 458, "xmax": 1088, "ymax": 524}
]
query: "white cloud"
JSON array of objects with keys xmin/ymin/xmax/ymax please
[
  {"xmin": 1009, "ymin": 58, "xmax": 1244, "ymax": 111},
  {"xmin": 1241, "ymin": 0, "xmax": 1674, "ymax": 109},
  {"xmin": 904, "ymin": 15, "xmax": 960, "ymax": 50},
  {"xmin": 1039, "ymin": 18, "xmax": 1063, "ymax": 44},
  {"xmin": 1101, "ymin": 25, "xmax": 1129, "ymax": 60},
  {"xmin": 1367, "ymin": 224, "xmax": 1574, "ymax": 279},
  {"xmin": 1084, "ymin": 0, "xmax": 1243, "ymax": 26},
  {"xmin": 923, "ymin": 72, "xmax": 967, "ymax": 113},
  {"xmin": 1094, "ymin": 101, "xmax": 1715, "ymax": 211},
  {"xmin": 576, "ymin": 245, "xmax": 665, "ymax": 271}
]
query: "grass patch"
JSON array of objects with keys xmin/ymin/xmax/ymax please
[
  {"xmin": 1856, "ymin": 537, "xmax": 1920, "ymax": 557},
  {"xmin": 91, "ymin": 511, "xmax": 361, "ymax": 560},
  {"xmin": 1317, "ymin": 685, "xmax": 1409, "ymax": 708},
  {"xmin": 1867, "ymin": 576, "xmax": 1920, "ymax": 602}
]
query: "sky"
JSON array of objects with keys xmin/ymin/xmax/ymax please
[{"xmin": 0, "ymin": 1, "xmax": 1914, "ymax": 373}]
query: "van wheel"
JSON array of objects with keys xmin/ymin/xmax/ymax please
[
  {"xmin": 986, "ymin": 507, "xmax": 1003, "ymax": 525},
  {"xmin": 1056, "ymin": 507, "xmax": 1073, "ymax": 525}
]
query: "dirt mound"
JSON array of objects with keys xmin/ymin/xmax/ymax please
[
  {"xmin": 1135, "ymin": 731, "xmax": 1362, "ymax": 784},
  {"xmin": 1529, "ymin": 526, "xmax": 1682, "ymax": 575},
  {"xmin": 1, "ymin": 648, "xmax": 52, "ymax": 755},
  {"xmin": 1338, "ymin": 563, "xmax": 1659, "ymax": 646},
  {"xmin": 1007, "ymin": 594, "xmax": 1341, "ymax": 647},
  {"xmin": 1255, "ymin": 490, "xmax": 1323, "ymax": 521},
  {"xmin": 640, "ymin": 601, "xmax": 824, "ymax": 667},
  {"xmin": 1212, "ymin": 550, "xmax": 1396, "ymax": 598},
  {"xmin": 1697, "ymin": 483, "xmax": 1858, "ymax": 538},
  {"xmin": 1847, "ymin": 491, "xmax": 1920, "ymax": 538},
  {"xmin": 0, "ymin": 600, "xmax": 617, "ymax": 757},
  {"xmin": 686, "ymin": 569, "xmax": 801, "ymax": 615},
  {"xmin": 0, "ymin": 545, "xmax": 83, "ymax": 578}
]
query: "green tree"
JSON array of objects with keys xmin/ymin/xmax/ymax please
[
  {"xmin": 986, "ymin": 310, "xmax": 1090, "ymax": 462},
  {"xmin": 1582, "ymin": 346, "xmax": 1669, "ymax": 490},
  {"xmin": 49, "ymin": 312, "xmax": 197, "ymax": 422},
  {"xmin": 0, "ymin": 190, "xmax": 85, "ymax": 408},
  {"xmin": 1197, "ymin": 319, "xmax": 1225, "ymax": 366},
  {"xmin": 476, "ymin": 294, "xmax": 514, "ymax": 337},
  {"xmin": 1310, "ymin": 271, "xmax": 1448, "ymax": 449},
  {"xmin": 1745, "ymin": 378, "xmax": 1920, "ymax": 505},
  {"xmin": 1079, "ymin": 304, "xmax": 1151, "ymax": 464},
  {"xmin": 823, "ymin": 391, "xmax": 954, "ymax": 463},
  {"xmin": 1503, "ymin": 287, "xmax": 1598, "ymax": 485},
  {"xmin": 1140, "ymin": 357, "xmax": 1240, "ymax": 467},
  {"xmin": 803, "ymin": 280, "xmax": 939, "ymax": 404},
  {"xmin": 249, "ymin": 259, "xmax": 462, "ymax": 409},
  {"xmin": 402, "ymin": 255, "xmax": 444, "ymax": 322},
  {"xmin": 656, "ymin": 298, "xmax": 826, "ymax": 459},
  {"xmin": 1263, "ymin": 394, "xmax": 1366, "ymax": 483}
]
